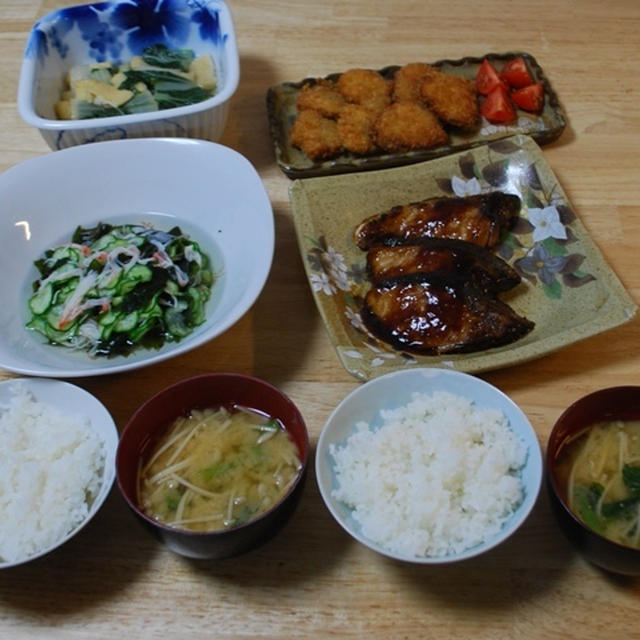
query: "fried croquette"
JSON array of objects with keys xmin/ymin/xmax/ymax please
[
  {"xmin": 296, "ymin": 79, "xmax": 345, "ymax": 119},
  {"xmin": 290, "ymin": 109, "xmax": 343, "ymax": 161},
  {"xmin": 419, "ymin": 72, "xmax": 479, "ymax": 130},
  {"xmin": 373, "ymin": 102, "xmax": 448, "ymax": 153},
  {"xmin": 337, "ymin": 68, "xmax": 392, "ymax": 113},
  {"xmin": 337, "ymin": 104, "xmax": 378, "ymax": 155},
  {"xmin": 392, "ymin": 62, "xmax": 438, "ymax": 103}
]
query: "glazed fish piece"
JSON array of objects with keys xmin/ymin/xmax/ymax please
[
  {"xmin": 366, "ymin": 238, "xmax": 521, "ymax": 293},
  {"xmin": 361, "ymin": 275, "xmax": 534, "ymax": 355},
  {"xmin": 354, "ymin": 192, "xmax": 521, "ymax": 250}
]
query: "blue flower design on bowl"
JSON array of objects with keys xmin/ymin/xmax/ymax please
[
  {"xmin": 18, "ymin": 0, "xmax": 239, "ymax": 150},
  {"xmin": 25, "ymin": 0, "xmax": 224, "ymax": 65},
  {"xmin": 111, "ymin": 0, "xmax": 191, "ymax": 52},
  {"xmin": 193, "ymin": 3, "xmax": 222, "ymax": 44}
]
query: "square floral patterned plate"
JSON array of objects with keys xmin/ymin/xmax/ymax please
[
  {"xmin": 289, "ymin": 134, "xmax": 637, "ymax": 380},
  {"xmin": 268, "ymin": 52, "xmax": 566, "ymax": 179}
]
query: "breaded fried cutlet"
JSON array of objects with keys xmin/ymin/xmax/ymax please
[
  {"xmin": 337, "ymin": 104, "xmax": 378, "ymax": 155},
  {"xmin": 337, "ymin": 68, "xmax": 392, "ymax": 114},
  {"xmin": 392, "ymin": 62, "xmax": 438, "ymax": 103},
  {"xmin": 296, "ymin": 79, "xmax": 345, "ymax": 119},
  {"xmin": 290, "ymin": 109, "xmax": 343, "ymax": 161},
  {"xmin": 420, "ymin": 72, "xmax": 479, "ymax": 130},
  {"xmin": 373, "ymin": 102, "xmax": 448, "ymax": 153}
]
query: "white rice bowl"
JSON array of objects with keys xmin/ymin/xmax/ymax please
[
  {"xmin": 316, "ymin": 368, "xmax": 543, "ymax": 563},
  {"xmin": 0, "ymin": 378, "xmax": 117, "ymax": 568}
]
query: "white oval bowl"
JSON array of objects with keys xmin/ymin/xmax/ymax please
[
  {"xmin": 0, "ymin": 377, "xmax": 118, "ymax": 569},
  {"xmin": 316, "ymin": 368, "xmax": 542, "ymax": 564},
  {"xmin": 0, "ymin": 137, "xmax": 274, "ymax": 377}
]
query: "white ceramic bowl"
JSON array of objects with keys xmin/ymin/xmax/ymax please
[
  {"xmin": 0, "ymin": 377, "xmax": 118, "ymax": 569},
  {"xmin": 0, "ymin": 137, "xmax": 274, "ymax": 377},
  {"xmin": 18, "ymin": 0, "xmax": 239, "ymax": 150},
  {"xmin": 316, "ymin": 368, "xmax": 542, "ymax": 563}
]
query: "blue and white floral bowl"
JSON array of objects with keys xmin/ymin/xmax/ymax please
[{"xmin": 18, "ymin": 0, "xmax": 239, "ymax": 150}]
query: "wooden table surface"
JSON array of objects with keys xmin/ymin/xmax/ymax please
[{"xmin": 1, "ymin": 1, "xmax": 639, "ymax": 638}]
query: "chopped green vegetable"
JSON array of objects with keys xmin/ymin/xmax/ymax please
[
  {"xmin": 574, "ymin": 483, "xmax": 606, "ymax": 534},
  {"xmin": 623, "ymin": 464, "xmax": 640, "ymax": 495},
  {"xmin": 601, "ymin": 497, "xmax": 640, "ymax": 519},
  {"xmin": 90, "ymin": 65, "xmax": 114, "ymax": 83},
  {"xmin": 26, "ymin": 222, "xmax": 214, "ymax": 358},
  {"xmin": 166, "ymin": 493, "xmax": 181, "ymax": 512},
  {"xmin": 141, "ymin": 43, "xmax": 195, "ymax": 72},
  {"xmin": 56, "ymin": 44, "xmax": 216, "ymax": 120}
]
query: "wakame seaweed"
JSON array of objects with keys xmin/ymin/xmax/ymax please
[{"xmin": 26, "ymin": 222, "xmax": 214, "ymax": 358}]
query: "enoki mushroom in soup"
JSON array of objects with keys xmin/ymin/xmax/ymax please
[
  {"xmin": 556, "ymin": 419, "xmax": 640, "ymax": 548},
  {"xmin": 138, "ymin": 406, "xmax": 301, "ymax": 532}
]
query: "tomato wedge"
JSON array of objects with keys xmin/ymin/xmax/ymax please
[
  {"xmin": 500, "ymin": 56, "xmax": 533, "ymax": 89},
  {"xmin": 511, "ymin": 82, "xmax": 545, "ymax": 113},
  {"xmin": 481, "ymin": 86, "xmax": 516, "ymax": 124},
  {"xmin": 476, "ymin": 59, "xmax": 506, "ymax": 96}
]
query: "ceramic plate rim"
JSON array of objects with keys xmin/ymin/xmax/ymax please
[{"xmin": 289, "ymin": 134, "xmax": 637, "ymax": 380}]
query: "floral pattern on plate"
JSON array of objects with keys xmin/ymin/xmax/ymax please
[{"xmin": 289, "ymin": 135, "xmax": 636, "ymax": 380}]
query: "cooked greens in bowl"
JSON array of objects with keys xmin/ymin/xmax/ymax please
[
  {"xmin": 55, "ymin": 44, "xmax": 217, "ymax": 121},
  {"xmin": 17, "ymin": 0, "xmax": 239, "ymax": 149},
  {"xmin": 27, "ymin": 222, "xmax": 214, "ymax": 357}
]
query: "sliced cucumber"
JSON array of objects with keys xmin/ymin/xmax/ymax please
[
  {"xmin": 26, "ymin": 222, "xmax": 213, "ymax": 357},
  {"xmin": 46, "ymin": 304, "xmax": 64, "ymax": 329},
  {"xmin": 115, "ymin": 311, "xmax": 138, "ymax": 333},
  {"xmin": 51, "ymin": 246, "xmax": 81, "ymax": 262},
  {"xmin": 119, "ymin": 264, "xmax": 153, "ymax": 294},
  {"xmin": 28, "ymin": 283, "xmax": 53, "ymax": 315},
  {"xmin": 90, "ymin": 233, "xmax": 117, "ymax": 251},
  {"xmin": 165, "ymin": 307, "xmax": 190, "ymax": 338},
  {"xmin": 98, "ymin": 310, "xmax": 118, "ymax": 327},
  {"xmin": 126, "ymin": 263, "xmax": 152, "ymax": 282},
  {"xmin": 44, "ymin": 322, "xmax": 77, "ymax": 344},
  {"xmin": 186, "ymin": 287, "xmax": 206, "ymax": 325}
]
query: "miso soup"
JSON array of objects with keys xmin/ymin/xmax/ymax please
[
  {"xmin": 555, "ymin": 419, "xmax": 640, "ymax": 548},
  {"xmin": 138, "ymin": 405, "xmax": 302, "ymax": 532}
]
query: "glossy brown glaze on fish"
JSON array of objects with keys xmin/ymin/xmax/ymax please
[
  {"xmin": 354, "ymin": 192, "xmax": 521, "ymax": 250},
  {"xmin": 361, "ymin": 275, "xmax": 534, "ymax": 355},
  {"xmin": 366, "ymin": 238, "xmax": 521, "ymax": 293}
]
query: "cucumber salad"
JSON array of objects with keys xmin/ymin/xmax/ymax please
[{"xmin": 27, "ymin": 222, "xmax": 214, "ymax": 357}]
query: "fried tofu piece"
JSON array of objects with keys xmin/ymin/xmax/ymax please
[
  {"xmin": 296, "ymin": 79, "xmax": 345, "ymax": 119},
  {"xmin": 337, "ymin": 68, "xmax": 392, "ymax": 114},
  {"xmin": 420, "ymin": 72, "xmax": 479, "ymax": 130},
  {"xmin": 373, "ymin": 102, "xmax": 448, "ymax": 153},
  {"xmin": 392, "ymin": 62, "xmax": 439, "ymax": 103},
  {"xmin": 337, "ymin": 104, "xmax": 378, "ymax": 155},
  {"xmin": 290, "ymin": 109, "xmax": 343, "ymax": 161}
]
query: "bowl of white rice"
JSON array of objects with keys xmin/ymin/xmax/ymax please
[
  {"xmin": 316, "ymin": 368, "xmax": 542, "ymax": 563},
  {"xmin": 0, "ymin": 377, "xmax": 118, "ymax": 568}
]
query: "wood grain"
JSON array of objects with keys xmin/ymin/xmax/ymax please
[{"xmin": 1, "ymin": 1, "xmax": 639, "ymax": 638}]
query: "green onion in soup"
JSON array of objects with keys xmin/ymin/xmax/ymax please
[
  {"xmin": 138, "ymin": 406, "xmax": 302, "ymax": 532},
  {"xmin": 555, "ymin": 419, "xmax": 640, "ymax": 548}
]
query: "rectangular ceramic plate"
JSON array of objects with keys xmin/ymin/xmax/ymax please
[
  {"xmin": 268, "ymin": 52, "xmax": 566, "ymax": 179},
  {"xmin": 289, "ymin": 135, "xmax": 637, "ymax": 381}
]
